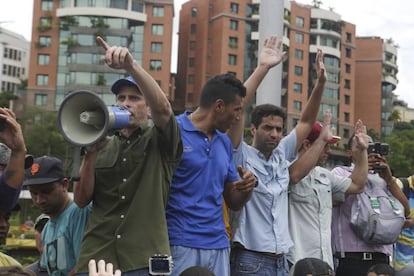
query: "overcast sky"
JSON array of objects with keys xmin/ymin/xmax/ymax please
[{"xmin": 1, "ymin": 0, "xmax": 413, "ymax": 107}]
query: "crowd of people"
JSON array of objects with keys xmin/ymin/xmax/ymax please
[{"xmin": 0, "ymin": 35, "xmax": 413, "ymax": 276}]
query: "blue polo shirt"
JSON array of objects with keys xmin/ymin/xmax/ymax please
[{"xmin": 166, "ymin": 111, "xmax": 239, "ymax": 249}]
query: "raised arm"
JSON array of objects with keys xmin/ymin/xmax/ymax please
[
  {"xmin": 294, "ymin": 49, "xmax": 326, "ymax": 152},
  {"xmin": 0, "ymin": 108, "xmax": 27, "ymax": 189},
  {"xmin": 96, "ymin": 36, "xmax": 172, "ymax": 129},
  {"xmin": 345, "ymin": 120, "xmax": 369, "ymax": 194},
  {"xmin": 227, "ymin": 35, "xmax": 286, "ymax": 148},
  {"xmin": 289, "ymin": 111, "xmax": 333, "ymax": 185}
]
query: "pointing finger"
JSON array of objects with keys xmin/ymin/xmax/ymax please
[{"xmin": 96, "ymin": 36, "xmax": 110, "ymax": 50}]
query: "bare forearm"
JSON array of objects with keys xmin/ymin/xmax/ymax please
[
  {"xmin": 348, "ymin": 151, "xmax": 368, "ymax": 193},
  {"xmin": 225, "ymin": 190, "xmax": 252, "ymax": 211},
  {"xmin": 4, "ymin": 149, "xmax": 27, "ymax": 189},
  {"xmin": 127, "ymin": 61, "xmax": 172, "ymax": 128},
  {"xmin": 74, "ymin": 152, "xmax": 97, "ymax": 207}
]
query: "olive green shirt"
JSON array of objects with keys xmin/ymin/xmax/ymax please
[{"xmin": 76, "ymin": 115, "xmax": 182, "ymax": 273}]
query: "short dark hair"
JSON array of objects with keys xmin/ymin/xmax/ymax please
[
  {"xmin": 250, "ymin": 104, "xmax": 286, "ymax": 128},
  {"xmin": 367, "ymin": 263, "xmax": 395, "ymax": 276},
  {"xmin": 0, "ymin": 266, "xmax": 36, "ymax": 276},
  {"xmin": 199, "ymin": 73, "xmax": 246, "ymax": 108}
]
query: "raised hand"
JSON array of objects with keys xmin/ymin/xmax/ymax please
[
  {"xmin": 315, "ymin": 48, "xmax": 327, "ymax": 83},
  {"xmin": 319, "ymin": 110, "xmax": 334, "ymax": 143},
  {"xmin": 353, "ymin": 119, "xmax": 369, "ymax": 151},
  {"xmin": 96, "ymin": 36, "xmax": 135, "ymax": 71},
  {"xmin": 0, "ymin": 108, "xmax": 26, "ymax": 152},
  {"xmin": 88, "ymin": 259, "xmax": 121, "ymax": 276},
  {"xmin": 260, "ymin": 35, "xmax": 286, "ymax": 70}
]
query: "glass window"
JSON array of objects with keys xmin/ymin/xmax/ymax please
[
  {"xmin": 293, "ymin": 101, "xmax": 302, "ymax": 111},
  {"xmin": 41, "ymin": 0, "xmax": 53, "ymax": 11},
  {"xmin": 344, "ymin": 112, "xmax": 350, "ymax": 122},
  {"xmin": 36, "ymin": 75, "xmax": 49, "ymax": 86},
  {"xmin": 230, "ymin": 20, "xmax": 238, "ymax": 31},
  {"xmin": 150, "ymin": 60, "xmax": 162, "ymax": 71},
  {"xmin": 327, "ymin": 72, "xmax": 339, "ymax": 84},
  {"xmin": 38, "ymin": 54, "xmax": 50, "ymax": 65},
  {"xmin": 188, "ymin": 58, "xmax": 195, "ymax": 67},
  {"xmin": 296, "ymin": 16, "xmax": 304, "ymax": 27},
  {"xmin": 153, "ymin": 6, "xmax": 164, "ymax": 17},
  {"xmin": 343, "ymin": 128, "xmax": 350, "ymax": 138},
  {"xmin": 230, "ymin": 2, "xmax": 239, "ymax": 13},
  {"xmin": 310, "ymin": 18, "xmax": 318, "ymax": 29},
  {"xmin": 344, "ymin": 95, "xmax": 350, "ymax": 105},
  {"xmin": 295, "ymin": 33, "xmax": 303, "ymax": 44},
  {"xmin": 345, "ymin": 48, "xmax": 352, "ymax": 58},
  {"xmin": 324, "ymin": 87, "xmax": 338, "ymax": 99},
  {"xmin": 190, "ymin": 24, "xmax": 196, "ymax": 34},
  {"xmin": 344, "ymin": 79, "xmax": 351, "ymax": 89},
  {"xmin": 295, "ymin": 49, "xmax": 303, "ymax": 60},
  {"xmin": 228, "ymin": 54, "xmax": 237, "ymax": 65},
  {"xmin": 35, "ymin": 94, "xmax": 48, "ymax": 106},
  {"xmin": 110, "ymin": 0, "xmax": 127, "ymax": 9},
  {"xmin": 188, "ymin": 74, "xmax": 194, "ymax": 84},
  {"xmin": 294, "ymin": 66, "xmax": 303, "ymax": 76},
  {"xmin": 132, "ymin": 0, "xmax": 144, "ymax": 12},
  {"xmin": 39, "ymin": 36, "xmax": 51, "ymax": 47},
  {"xmin": 152, "ymin": 24, "xmax": 164, "ymax": 35},
  {"xmin": 191, "ymin": 7, "xmax": 197, "ymax": 17},
  {"xmin": 294, "ymin": 83, "xmax": 302, "ymax": 93},
  {"xmin": 189, "ymin": 41, "xmax": 196, "ymax": 50},
  {"xmin": 346, "ymin": 32, "xmax": 352, "ymax": 42},
  {"xmin": 345, "ymin": 63, "xmax": 351, "ymax": 73},
  {"xmin": 151, "ymin": 42, "xmax": 163, "ymax": 53},
  {"xmin": 229, "ymin": 37, "xmax": 238, "ymax": 48}
]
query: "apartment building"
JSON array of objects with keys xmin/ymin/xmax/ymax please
[
  {"xmin": 175, "ymin": 0, "xmax": 398, "ymax": 148},
  {"xmin": 0, "ymin": 27, "xmax": 30, "ymax": 99},
  {"xmin": 26, "ymin": 0, "xmax": 174, "ymax": 111}
]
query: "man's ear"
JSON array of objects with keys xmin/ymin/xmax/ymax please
[
  {"xmin": 214, "ymin": 99, "xmax": 225, "ymax": 113},
  {"xmin": 147, "ymin": 106, "xmax": 152, "ymax": 118},
  {"xmin": 250, "ymin": 124, "xmax": 256, "ymax": 136}
]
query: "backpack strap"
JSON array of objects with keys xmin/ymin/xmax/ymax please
[{"xmin": 399, "ymin": 177, "xmax": 410, "ymax": 199}]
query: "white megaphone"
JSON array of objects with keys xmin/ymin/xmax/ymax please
[{"xmin": 58, "ymin": 90, "xmax": 130, "ymax": 147}]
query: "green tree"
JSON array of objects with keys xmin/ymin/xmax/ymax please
[
  {"xmin": 0, "ymin": 91, "xmax": 18, "ymax": 108},
  {"xmin": 385, "ymin": 129, "xmax": 414, "ymax": 177}
]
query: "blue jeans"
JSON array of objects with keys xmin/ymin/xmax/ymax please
[
  {"xmin": 170, "ymin": 245, "xmax": 230, "ymax": 276},
  {"xmin": 230, "ymin": 248, "xmax": 289, "ymax": 276},
  {"xmin": 76, "ymin": 268, "xmax": 150, "ymax": 276}
]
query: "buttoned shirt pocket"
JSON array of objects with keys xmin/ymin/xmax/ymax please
[
  {"xmin": 289, "ymin": 176, "xmax": 316, "ymax": 205},
  {"xmin": 246, "ymin": 158, "xmax": 269, "ymax": 191}
]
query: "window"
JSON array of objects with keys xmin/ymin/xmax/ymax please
[
  {"xmin": 345, "ymin": 48, "xmax": 352, "ymax": 58},
  {"xmin": 151, "ymin": 42, "xmax": 163, "ymax": 53},
  {"xmin": 41, "ymin": 0, "xmax": 53, "ymax": 11},
  {"xmin": 294, "ymin": 66, "xmax": 303, "ymax": 76},
  {"xmin": 36, "ymin": 74, "xmax": 49, "ymax": 86},
  {"xmin": 151, "ymin": 24, "xmax": 164, "ymax": 35},
  {"xmin": 38, "ymin": 36, "xmax": 51, "ymax": 47},
  {"xmin": 149, "ymin": 60, "xmax": 162, "ymax": 71},
  {"xmin": 346, "ymin": 32, "xmax": 352, "ymax": 42},
  {"xmin": 38, "ymin": 54, "xmax": 50, "ymax": 65},
  {"xmin": 35, "ymin": 94, "xmax": 48, "ymax": 106},
  {"xmin": 229, "ymin": 37, "xmax": 238, "ymax": 48},
  {"xmin": 230, "ymin": 2, "xmax": 239, "ymax": 13},
  {"xmin": 190, "ymin": 24, "xmax": 196, "ymax": 34},
  {"xmin": 344, "ymin": 79, "xmax": 351, "ymax": 89},
  {"xmin": 188, "ymin": 75, "xmax": 194, "ymax": 84},
  {"xmin": 295, "ymin": 49, "xmax": 303, "ymax": 60},
  {"xmin": 293, "ymin": 101, "xmax": 302, "ymax": 111},
  {"xmin": 296, "ymin": 16, "xmax": 304, "ymax": 27},
  {"xmin": 345, "ymin": 63, "xmax": 351, "ymax": 73},
  {"xmin": 324, "ymin": 88, "xmax": 338, "ymax": 99},
  {"xmin": 310, "ymin": 18, "xmax": 318, "ymax": 29},
  {"xmin": 344, "ymin": 95, "xmax": 350, "ymax": 105},
  {"xmin": 343, "ymin": 128, "xmax": 350, "ymax": 139},
  {"xmin": 293, "ymin": 83, "xmax": 302, "ymax": 93},
  {"xmin": 188, "ymin": 58, "xmax": 195, "ymax": 67},
  {"xmin": 132, "ymin": 0, "xmax": 144, "ymax": 12},
  {"xmin": 327, "ymin": 72, "xmax": 339, "ymax": 84},
  {"xmin": 228, "ymin": 54, "xmax": 237, "ymax": 65},
  {"xmin": 152, "ymin": 6, "xmax": 164, "ymax": 17},
  {"xmin": 189, "ymin": 41, "xmax": 196, "ymax": 50},
  {"xmin": 344, "ymin": 112, "xmax": 350, "ymax": 122},
  {"xmin": 310, "ymin": 35, "xmax": 317, "ymax": 45},
  {"xmin": 295, "ymin": 33, "xmax": 304, "ymax": 44},
  {"xmin": 230, "ymin": 20, "xmax": 238, "ymax": 31},
  {"xmin": 191, "ymin": 7, "xmax": 197, "ymax": 17}
]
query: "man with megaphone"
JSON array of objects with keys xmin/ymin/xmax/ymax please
[{"xmin": 73, "ymin": 37, "xmax": 183, "ymax": 275}]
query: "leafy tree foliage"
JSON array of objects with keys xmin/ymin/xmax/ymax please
[
  {"xmin": 0, "ymin": 91, "xmax": 18, "ymax": 108},
  {"xmin": 385, "ymin": 127, "xmax": 414, "ymax": 177}
]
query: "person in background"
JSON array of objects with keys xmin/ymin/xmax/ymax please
[
  {"xmin": 0, "ymin": 204, "xmax": 21, "ymax": 267},
  {"xmin": 367, "ymin": 263, "xmax": 396, "ymax": 276},
  {"xmin": 23, "ymin": 156, "xmax": 91, "ymax": 275},
  {"xmin": 25, "ymin": 214, "xmax": 50, "ymax": 275},
  {"xmin": 289, "ymin": 257, "xmax": 334, "ymax": 276},
  {"xmin": 74, "ymin": 36, "xmax": 182, "ymax": 275},
  {"xmin": 287, "ymin": 114, "xmax": 368, "ymax": 268},
  {"xmin": 393, "ymin": 175, "xmax": 414, "ymax": 276},
  {"xmin": 227, "ymin": 36, "xmax": 326, "ymax": 276},
  {"xmin": 331, "ymin": 137, "xmax": 409, "ymax": 276}
]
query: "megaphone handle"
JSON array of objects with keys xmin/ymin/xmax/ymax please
[{"xmin": 71, "ymin": 146, "xmax": 82, "ymax": 181}]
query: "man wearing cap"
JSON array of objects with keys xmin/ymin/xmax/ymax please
[
  {"xmin": 24, "ymin": 156, "xmax": 91, "ymax": 275},
  {"xmin": 0, "ymin": 107, "xmax": 32, "ymax": 211},
  {"xmin": 73, "ymin": 37, "xmax": 182, "ymax": 275},
  {"xmin": 287, "ymin": 112, "xmax": 369, "ymax": 268}
]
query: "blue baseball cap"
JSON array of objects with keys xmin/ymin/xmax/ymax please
[
  {"xmin": 23, "ymin": 156, "xmax": 65, "ymax": 186},
  {"xmin": 111, "ymin": 76, "xmax": 140, "ymax": 95}
]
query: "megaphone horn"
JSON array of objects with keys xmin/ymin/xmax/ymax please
[{"xmin": 58, "ymin": 90, "xmax": 130, "ymax": 147}]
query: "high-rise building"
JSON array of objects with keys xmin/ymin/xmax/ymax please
[
  {"xmin": 175, "ymin": 0, "xmax": 398, "ymax": 147},
  {"xmin": 355, "ymin": 36, "xmax": 398, "ymax": 136},
  {"xmin": 26, "ymin": 0, "xmax": 174, "ymax": 111},
  {"xmin": 0, "ymin": 27, "xmax": 30, "ymax": 99}
]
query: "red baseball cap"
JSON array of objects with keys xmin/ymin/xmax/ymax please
[{"xmin": 306, "ymin": 122, "xmax": 341, "ymax": 144}]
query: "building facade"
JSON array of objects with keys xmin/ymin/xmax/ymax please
[
  {"xmin": 175, "ymin": 0, "xmax": 398, "ymax": 146},
  {"xmin": 26, "ymin": 0, "xmax": 174, "ymax": 111}
]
